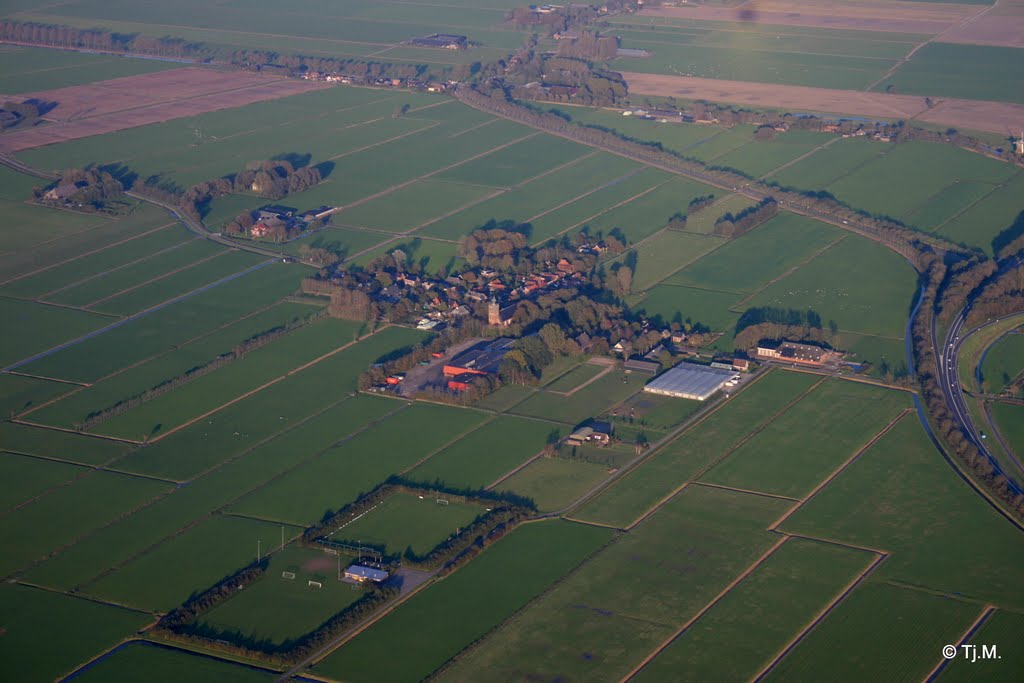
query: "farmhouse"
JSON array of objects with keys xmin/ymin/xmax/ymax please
[
  {"xmin": 566, "ymin": 420, "xmax": 612, "ymax": 446},
  {"xmin": 409, "ymin": 33, "xmax": 468, "ymax": 50},
  {"xmin": 344, "ymin": 565, "xmax": 389, "ymax": 583},
  {"xmin": 756, "ymin": 341, "xmax": 830, "ymax": 366},
  {"xmin": 643, "ymin": 363, "xmax": 735, "ymax": 401},
  {"xmin": 43, "ymin": 181, "xmax": 86, "ymax": 201}
]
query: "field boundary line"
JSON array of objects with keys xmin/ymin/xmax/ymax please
[
  {"xmin": 79, "ymin": 246, "xmax": 235, "ymax": 309},
  {"xmin": 78, "ymin": 397, "xmax": 408, "ymax": 591},
  {"xmin": 0, "ymin": 259, "xmax": 275, "ymax": 374},
  {"xmin": 143, "ymin": 325, "xmax": 392, "ymax": 446},
  {"xmin": 0, "ymin": 222, "xmax": 177, "ymax": 286},
  {"xmin": 562, "ymin": 367, "xmax": 777, "ymax": 521},
  {"xmin": 484, "ymin": 451, "xmax": 545, "ymax": 490},
  {"xmin": 692, "ymin": 482, "xmax": 800, "ymax": 502},
  {"xmin": 537, "ymin": 177, "xmax": 674, "ymax": 247},
  {"xmin": 324, "ymin": 118, "xmax": 441, "ymax": 162},
  {"xmin": 521, "ymin": 166, "xmax": 646, "ymax": 237},
  {"xmin": 757, "ymin": 136, "xmax": 843, "ymax": 181},
  {"xmin": 37, "ymin": 236, "xmax": 202, "ymax": 299},
  {"xmin": 3, "ymin": 370, "xmax": 87, "ymax": 386},
  {"xmin": 624, "ymin": 228, "xmax": 729, "ymax": 293},
  {"xmin": 553, "ymin": 364, "xmax": 614, "ymax": 397},
  {"xmin": 768, "ymin": 407, "xmax": 911, "ymax": 531},
  {"xmin": 619, "ymin": 534, "xmax": 792, "ymax": 682},
  {"xmin": 752, "ymin": 549, "xmax": 888, "ymax": 682},
  {"xmin": 625, "ymin": 375, "xmax": 828, "ymax": 531},
  {"xmin": 398, "ymin": 414, "xmax": 499, "ymax": 477},
  {"xmin": 731, "ymin": 234, "xmax": 849, "ymax": 310},
  {"xmin": 8, "ymin": 418, "xmax": 142, "ymax": 443},
  {"xmin": 1, "ymin": 292, "xmax": 122, "ymax": 318},
  {"xmin": 404, "ymin": 186, "xmax": 507, "ymax": 234}
]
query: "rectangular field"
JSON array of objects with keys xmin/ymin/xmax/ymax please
[
  {"xmin": 632, "ymin": 537, "xmax": 877, "ymax": 683},
  {"xmin": 0, "ymin": 297, "xmax": 113, "ymax": 370},
  {"xmin": 574, "ymin": 369, "xmax": 820, "ymax": 528},
  {"xmin": 938, "ymin": 609, "xmax": 1024, "ymax": 682},
  {"xmin": 498, "ymin": 456, "xmax": 612, "ymax": 513},
  {"xmin": 64, "ymin": 640, "xmax": 275, "ymax": 683},
  {"xmin": 314, "ymin": 520, "xmax": 614, "ymax": 683},
  {"xmin": 511, "ymin": 371, "xmax": 648, "ymax": 425},
  {"xmin": 0, "ymin": 451, "xmax": 85, "ymax": 512},
  {"xmin": 0, "ymin": 45, "xmax": 183, "ymax": 93},
  {"xmin": 609, "ymin": 230, "xmax": 723, "ymax": 292},
  {"xmin": 700, "ymin": 379, "xmax": 910, "ymax": 498},
  {"xmin": 407, "ymin": 416, "xmax": 558, "ymax": 489}
]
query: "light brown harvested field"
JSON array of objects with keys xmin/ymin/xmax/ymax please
[
  {"xmin": 621, "ymin": 72, "xmax": 1024, "ymax": 135},
  {"xmin": 0, "ymin": 68, "xmax": 328, "ymax": 153},
  {"xmin": 643, "ymin": 0, "xmax": 983, "ymax": 35}
]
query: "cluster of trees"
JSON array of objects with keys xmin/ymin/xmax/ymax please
[
  {"xmin": 993, "ymin": 210, "xmax": 1024, "ymax": 263},
  {"xmin": 0, "ymin": 99, "xmax": 43, "ymax": 130},
  {"xmin": 713, "ymin": 197, "xmax": 778, "ymax": 238},
  {"xmin": 556, "ymin": 31, "xmax": 620, "ymax": 61},
  {"xmin": 499, "ymin": 324, "xmax": 578, "ymax": 385},
  {"xmin": 733, "ymin": 307, "xmax": 836, "ymax": 352},
  {"xmin": 74, "ymin": 314, "xmax": 320, "ymax": 432},
  {"xmin": 457, "ymin": 227, "xmax": 597, "ymax": 273},
  {"xmin": 0, "ymin": 20, "xmax": 199, "ymax": 57},
  {"xmin": 966, "ymin": 266, "xmax": 1024, "ymax": 328},
  {"xmin": 36, "ymin": 167, "xmax": 126, "ymax": 212}
]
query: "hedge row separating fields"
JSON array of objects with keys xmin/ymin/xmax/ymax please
[{"xmin": 72, "ymin": 308, "xmax": 324, "ymax": 432}]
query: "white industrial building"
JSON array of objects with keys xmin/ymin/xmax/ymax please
[{"xmin": 643, "ymin": 363, "xmax": 736, "ymax": 401}]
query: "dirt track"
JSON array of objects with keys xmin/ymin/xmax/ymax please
[
  {"xmin": 0, "ymin": 68, "xmax": 327, "ymax": 153},
  {"xmin": 621, "ymin": 72, "xmax": 1024, "ymax": 135}
]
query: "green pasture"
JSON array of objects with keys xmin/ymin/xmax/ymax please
[
  {"xmin": 0, "ymin": 451, "xmax": 84, "ymax": 512},
  {"xmin": 576, "ymin": 369, "xmax": 819, "ymax": 527},
  {"xmin": 473, "ymin": 383, "xmax": 533, "ymax": 412},
  {"xmin": 439, "ymin": 485, "xmax": 790, "ymax": 682},
  {"xmin": 770, "ymin": 137, "xmax": 889, "ymax": 191},
  {"xmin": 86, "ymin": 513, "xmax": 303, "ymax": 612},
  {"xmin": 710, "ymin": 129, "xmax": 835, "ymax": 179},
  {"xmin": 902, "ymin": 180, "xmax": 996, "ymax": 233},
  {"xmin": 605, "ymin": 390, "xmax": 704, "ymax": 432},
  {"xmin": 0, "ymin": 197, "xmax": 110, "ymax": 256},
  {"xmin": 991, "ymin": 402, "xmax": 1024, "ymax": 462},
  {"xmin": 782, "ymin": 415, "xmax": 1024, "ymax": 609},
  {"xmin": 0, "ymin": 44, "xmax": 182, "ymax": 93},
  {"xmin": 0, "ymin": 297, "xmax": 113, "ymax": 369},
  {"xmin": 438, "ymin": 134, "xmax": 588, "ymax": 188},
  {"xmin": 766, "ymin": 582, "xmax": 980, "ymax": 682},
  {"xmin": 939, "ymin": 609, "xmax": 1024, "ymax": 682},
  {"xmin": 500, "ymin": 456, "xmax": 611, "ymax": 512},
  {"xmin": 826, "ymin": 141, "xmax": 1015, "ymax": 223},
  {"xmin": 0, "ymin": 372, "xmax": 71, "ymax": 417},
  {"xmin": 278, "ymin": 226, "xmax": 391, "ymax": 263},
  {"xmin": 331, "ymin": 492, "xmax": 484, "ymax": 556},
  {"xmin": 980, "ymin": 330, "xmax": 1024, "ymax": 393},
  {"xmin": 335, "ymin": 180, "xmax": 497, "ymax": 233},
  {"xmin": 937, "ymin": 174, "xmax": 1024, "ymax": 254},
  {"xmin": 0, "ymin": 217, "xmax": 184, "ymax": 297},
  {"xmin": 200, "ymin": 546, "xmax": 365, "ymax": 644},
  {"xmin": 0, "ymin": 583, "xmax": 151, "ymax": 683},
  {"xmin": 668, "ymin": 213, "xmax": 843, "ymax": 293},
  {"xmin": 634, "ymin": 284, "xmax": 741, "ymax": 330},
  {"xmin": 26, "ymin": 302, "xmax": 318, "ymax": 429},
  {"xmin": 544, "ymin": 362, "xmax": 606, "ymax": 394},
  {"xmin": 66, "ymin": 641, "xmax": 276, "ymax": 683},
  {"xmin": 19, "ymin": 261, "xmax": 304, "ymax": 383},
  {"xmin": 227, "ymin": 402, "xmax": 488, "ymax": 525},
  {"xmin": 548, "ymin": 106, "xmax": 722, "ymax": 155},
  {"xmin": 526, "ymin": 167, "xmax": 673, "ymax": 243},
  {"xmin": 349, "ymin": 235, "xmax": 459, "ymax": 274},
  {"xmin": 611, "ymin": 229, "xmax": 723, "ymax": 292},
  {"xmin": 45, "ymin": 238, "xmax": 214, "ymax": 308},
  {"xmin": 538, "ymin": 354, "xmax": 584, "ymax": 386},
  {"xmin": 315, "ymin": 519, "xmax": 613, "ymax": 683},
  {"xmin": 408, "ymin": 415, "xmax": 557, "ymax": 489},
  {"xmin": 875, "ymin": 42, "xmax": 1024, "ymax": 104},
  {"xmin": 23, "ymin": 395, "xmax": 396, "ymax": 591},
  {"xmin": 417, "ymin": 152, "xmax": 641, "ymax": 241},
  {"xmin": 836, "ymin": 331, "xmax": 909, "ymax": 377},
  {"xmin": 93, "ymin": 318, "xmax": 362, "ymax": 440},
  {"xmin": 511, "ymin": 371, "xmax": 647, "ymax": 425},
  {"xmin": 633, "ymin": 537, "xmax": 876, "ymax": 683},
  {"xmin": 112, "ymin": 325, "xmax": 425, "ymax": 480},
  {"xmin": 0, "ymin": 420, "xmax": 130, "ymax": 466},
  {"xmin": 0, "ymin": 469, "xmax": 170, "ymax": 577},
  {"xmin": 745, "ymin": 233, "xmax": 916, "ymax": 339},
  {"xmin": 682, "ymin": 193, "xmax": 759, "ymax": 234},
  {"xmin": 702, "ymin": 379, "xmax": 910, "ymax": 497}
]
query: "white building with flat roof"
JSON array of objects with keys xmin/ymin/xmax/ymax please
[
  {"xmin": 344, "ymin": 565, "xmax": 389, "ymax": 583},
  {"xmin": 643, "ymin": 363, "xmax": 735, "ymax": 401}
]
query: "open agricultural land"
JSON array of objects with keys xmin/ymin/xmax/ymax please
[{"xmin": 0, "ymin": 0, "xmax": 1023, "ymax": 680}]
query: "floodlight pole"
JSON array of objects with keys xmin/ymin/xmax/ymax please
[
  {"xmin": 257, "ymin": 539, "xmax": 261, "ymax": 563},
  {"xmin": 280, "ymin": 525, "xmax": 284, "ymax": 551}
]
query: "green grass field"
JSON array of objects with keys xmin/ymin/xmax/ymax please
[
  {"xmin": 438, "ymin": 134, "xmax": 589, "ymax": 188},
  {"xmin": 66, "ymin": 641, "xmax": 276, "ymax": 683},
  {"xmin": 0, "ymin": 583, "xmax": 152, "ymax": 682},
  {"xmin": 666, "ymin": 213, "xmax": 844, "ymax": 294},
  {"xmin": 700, "ymin": 379, "xmax": 910, "ymax": 498},
  {"xmin": 0, "ymin": 420, "xmax": 130, "ymax": 466},
  {"xmin": 745, "ymin": 233, "xmax": 917, "ymax": 340},
  {"xmin": 0, "ymin": 450, "xmax": 85, "ymax": 512},
  {"xmin": 782, "ymin": 415, "xmax": 1024, "ymax": 610},
  {"xmin": 990, "ymin": 402, "xmax": 1024, "ymax": 464},
  {"xmin": 605, "ymin": 390, "xmax": 704, "ymax": 432},
  {"xmin": 315, "ymin": 519, "xmax": 613, "ymax": 683},
  {"xmin": 0, "ymin": 372, "xmax": 71, "ymax": 417},
  {"xmin": 575, "ymin": 369, "xmax": 820, "ymax": 528},
  {"xmin": 199, "ymin": 546, "xmax": 365, "ymax": 644},
  {"xmin": 438, "ymin": 485, "xmax": 791, "ymax": 682},
  {"xmin": 331, "ymin": 492, "xmax": 484, "ymax": 556},
  {"xmin": 0, "ymin": 469, "xmax": 170, "ymax": 577},
  {"xmin": 544, "ymin": 362, "xmax": 606, "ymax": 394},
  {"xmin": 0, "ymin": 44, "xmax": 183, "ymax": 93},
  {"xmin": 499, "ymin": 456, "xmax": 612, "ymax": 512},
  {"xmin": 633, "ymin": 284, "xmax": 741, "ymax": 331},
  {"xmin": 334, "ymin": 179, "xmax": 498, "ymax": 233},
  {"xmin": 22, "ymin": 395, "xmax": 397, "ymax": 591},
  {"xmin": 633, "ymin": 537, "xmax": 877, "ymax": 683},
  {"xmin": 85, "ymin": 514, "xmax": 303, "ymax": 612},
  {"xmin": 874, "ymin": 42, "xmax": 1024, "ymax": 104},
  {"xmin": 936, "ymin": 174, "xmax": 1024, "ymax": 254},
  {"xmin": 511, "ymin": 371, "xmax": 647, "ymax": 425},
  {"xmin": 765, "ymin": 582, "xmax": 980, "ymax": 682},
  {"xmin": 0, "ymin": 297, "xmax": 113, "ymax": 369},
  {"xmin": 407, "ymin": 415, "xmax": 558, "ymax": 489},
  {"xmin": 980, "ymin": 331, "xmax": 1024, "ymax": 393},
  {"xmin": 609, "ymin": 229, "xmax": 723, "ymax": 292},
  {"xmin": 227, "ymin": 403, "xmax": 488, "ymax": 525},
  {"xmin": 938, "ymin": 609, "xmax": 1024, "ymax": 682}
]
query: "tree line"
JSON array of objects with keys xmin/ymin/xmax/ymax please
[{"xmin": 713, "ymin": 197, "xmax": 778, "ymax": 238}]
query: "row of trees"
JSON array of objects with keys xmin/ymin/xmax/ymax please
[
  {"xmin": 35, "ymin": 167, "xmax": 126, "ymax": 212},
  {"xmin": 713, "ymin": 197, "xmax": 778, "ymax": 238}
]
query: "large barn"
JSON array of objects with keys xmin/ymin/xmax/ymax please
[{"xmin": 643, "ymin": 363, "xmax": 736, "ymax": 401}]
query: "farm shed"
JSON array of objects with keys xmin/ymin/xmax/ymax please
[{"xmin": 643, "ymin": 363, "xmax": 734, "ymax": 401}]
